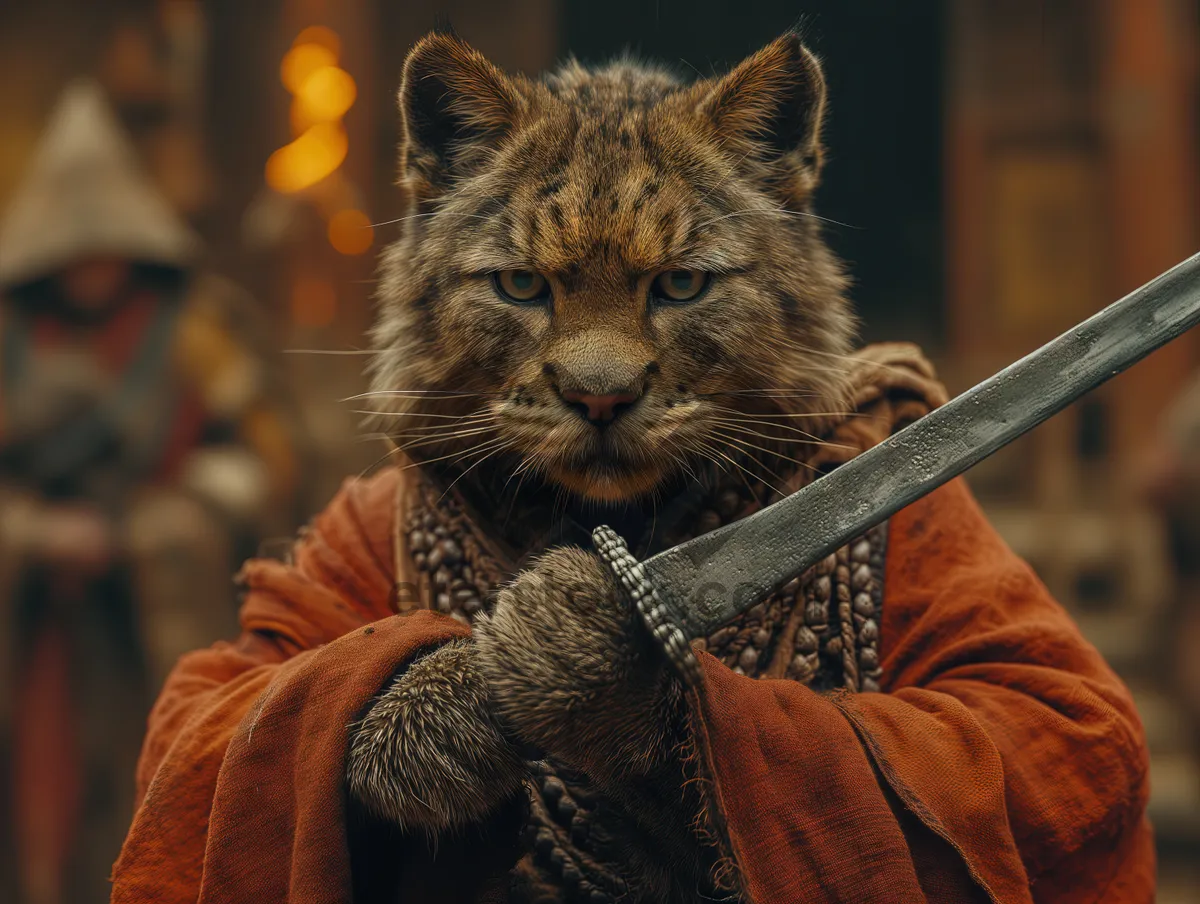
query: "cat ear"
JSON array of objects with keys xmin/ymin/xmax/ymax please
[
  {"xmin": 697, "ymin": 33, "xmax": 827, "ymax": 201},
  {"xmin": 398, "ymin": 31, "xmax": 526, "ymax": 196}
]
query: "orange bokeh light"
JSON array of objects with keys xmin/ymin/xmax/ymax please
[
  {"xmin": 291, "ymin": 65, "xmax": 357, "ymax": 131},
  {"xmin": 328, "ymin": 209, "xmax": 374, "ymax": 255},
  {"xmin": 291, "ymin": 276, "xmax": 337, "ymax": 328},
  {"xmin": 280, "ymin": 43, "xmax": 337, "ymax": 93},
  {"xmin": 293, "ymin": 25, "xmax": 342, "ymax": 56},
  {"xmin": 270, "ymin": 26, "xmax": 367, "ymax": 247},
  {"xmin": 265, "ymin": 122, "xmax": 348, "ymax": 193}
]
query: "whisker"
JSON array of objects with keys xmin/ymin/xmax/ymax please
[
  {"xmin": 693, "ymin": 148, "xmax": 755, "ymax": 207},
  {"xmin": 385, "ymin": 408, "xmax": 495, "ymax": 434},
  {"xmin": 710, "ymin": 444, "xmax": 781, "ymax": 499},
  {"xmin": 352, "ymin": 409, "xmax": 498, "ymax": 420},
  {"xmin": 686, "ymin": 437, "xmax": 776, "ymax": 499},
  {"xmin": 502, "ymin": 455, "xmax": 538, "ymax": 498},
  {"xmin": 440, "ymin": 442, "xmax": 514, "ymax": 501},
  {"xmin": 354, "ymin": 432, "xmax": 402, "ymax": 444},
  {"xmin": 391, "ymin": 428, "xmax": 498, "ymax": 450},
  {"xmin": 400, "ymin": 436, "xmax": 511, "ymax": 471},
  {"xmin": 707, "ymin": 416, "xmax": 849, "ymax": 447},
  {"xmin": 664, "ymin": 443, "xmax": 701, "ymax": 484},
  {"xmin": 499, "ymin": 463, "xmax": 537, "ymax": 529},
  {"xmin": 691, "ymin": 207, "xmax": 860, "ymax": 232},
  {"xmin": 695, "ymin": 389, "xmax": 827, "ymax": 399},
  {"xmin": 283, "ymin": 348, "xmax": 381, "ymax": 356},
  {"xmin": 386, "ymin": 423, "xmax": 497, "ymax": 442},
  {"xmin": 384, "ymin": 410, "xmax": 497, "ymax": 429},
  {"xmin": 369, "ymin": 211, "xmax": 499, "ymax": 229},
  {"xmin": 356, "ymin": 441, "xmax": 408, "ymax": 482},
  {"xmin": 709, "ymin": 427, "xmax": 821, "ymax": 475},
  {"xmin": 772, "ymin": 341, "xmax": 920, "ymax": 377},
  {"xmin": 706, "ymin": 406, "xmax": 865, "ymax": 421},
  {"xmin": 343, "ymin": 389, "xmax": 505, "ymax": 402},
  {"xmin": 681, "ymin": 440, "xmax": 726, "ymax": 476},
  {"xmin": 394, "ymin": 425, "xmax": 498, "ymax": 452},
  {"xmin": 709, "ymin": 428, "xmax": 810, "ymax": 478},
  {"xmin": 707, "ymin": 409, "xmax": 852, "ymax": 442}
]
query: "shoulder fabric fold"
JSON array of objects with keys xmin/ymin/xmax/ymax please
[
  {"xmin": 112, "ymin": 470, "xmax": 486, "ymax": 903},
  {"xmin": 682, "ymin": 480, "xmax": 1153, "ymax": 903}
]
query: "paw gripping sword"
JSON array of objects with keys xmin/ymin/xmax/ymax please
[{"xmin": 594, "ymin": 253, "xmax": 1200, "ymax": 685}]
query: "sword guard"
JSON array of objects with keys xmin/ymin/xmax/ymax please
[{"xmin": 592, "ymin": 525, "xmax": 702, "ymax": 686}]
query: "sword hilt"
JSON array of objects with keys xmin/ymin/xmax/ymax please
[{"xmin": 593, "ymin": 525, "xmax": 702, "ymax": 686}]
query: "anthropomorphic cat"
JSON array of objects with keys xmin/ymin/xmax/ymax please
[{"xmin": 112, "ymin": 33, "xmax": 1153, "ymax": 904}]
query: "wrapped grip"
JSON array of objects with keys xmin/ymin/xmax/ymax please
[{"xmin": 593, "ymin": 525, "xmax": 702, "ymax": 686}]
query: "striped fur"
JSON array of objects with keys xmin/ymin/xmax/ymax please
[{"xmin": 369, "ymin": 31, "xmax": 855, "ymax": 502}]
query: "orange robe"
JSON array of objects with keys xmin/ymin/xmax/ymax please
[{"xmin": 111, "ymin": 469, "xmax": 1153, "ymax": 903}]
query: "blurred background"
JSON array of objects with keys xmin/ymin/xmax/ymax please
[{"xmin": 0, "ymin": 0, "xmax": 1197, "ymax": 901}]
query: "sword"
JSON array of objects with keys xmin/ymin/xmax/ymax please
[{"xmin": 594, "ymin": 252, "xmax": 1200, "ymax": 685}]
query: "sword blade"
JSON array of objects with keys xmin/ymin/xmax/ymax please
[{"xmin": 631, "ymin": 251, "xmax": 1200, "ymax": 642}]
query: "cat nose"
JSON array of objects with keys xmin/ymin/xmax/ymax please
[{"xmin": 559, "ymin": 387, "xmax": 640, "ymax": 425}]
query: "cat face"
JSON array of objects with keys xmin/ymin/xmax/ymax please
[{"xmin": 371, "ymin": 32, "xmax": 855, "ymax": 502}]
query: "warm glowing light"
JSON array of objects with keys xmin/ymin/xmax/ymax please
[
  {"xmin": 291, "ymin": 65, "xmax": 357, "ymax": 130},
  {"xmin": 268, "ymin": 25, "xmax": 361, "ymax": 238},
  {"xmin": 281, "ymin": 43, "xmax": 337, "ymax": 93},
  {"xmin": 328, "ymin": 209, "xmax": 374, "ymax": 255},
  {"xmin": 291, "ymin": 276, "xmax": 337, "ymax": 327},
  {"xmin": 265, "ymin": 122, "xmax": 348, "ymax": 193},
  {"xmin": 294, "ymin": 25, "xmax": 341, "ymax": 57}
]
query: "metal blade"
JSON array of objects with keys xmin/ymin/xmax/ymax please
[{"xmin": 596, "ymin": 251, "xmax": 1200, "ymax": 672}]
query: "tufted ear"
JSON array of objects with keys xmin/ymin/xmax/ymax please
[
  {"xmin": 398, "ymin": 31, "xmax": 526, "ymax": 197},
  {"xmin": 697, "ymin": 33, "xmax": 828, "ymax": 202}
]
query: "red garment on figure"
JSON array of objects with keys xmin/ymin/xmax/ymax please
[
  {"xmin": 2, "ymin": 287, "xmax": 206, "ymax": 902},
  {"xmin": 0, "ymin": 290, "xmax": 207, "ymax": 480},
  {"xmin": 111, "ymin": 470, "xmax": 1153, "ymax": 903}
]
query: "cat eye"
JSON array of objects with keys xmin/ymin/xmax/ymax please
[
  {"xmin": 651, "ymin": 270, "xmax": 710, "ymax": 303},
  {"xmin": 493, "ymin": 269, "xmax": 551, "ymax": 304}
]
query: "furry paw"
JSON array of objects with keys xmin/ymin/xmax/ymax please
[
  {"xmin": 473, "ymin": 547, "xmax": 681, "ymax": 782},
  {"xmin": 346, "ymin": 638, "xmax": 526, "ymax": 834}
]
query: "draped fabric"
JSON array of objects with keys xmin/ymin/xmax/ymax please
[
  {"xmin": 685, "ymin": 480, "xmax": 1153, "ymax": 903},
  {"xmin": 111, "ymin": 345, "xmax": 1152, "ymax": 903}
]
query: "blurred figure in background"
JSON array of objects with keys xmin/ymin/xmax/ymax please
[{"xmin": 0, "ymin": 80, "xmax": 300, "ymax": 904}]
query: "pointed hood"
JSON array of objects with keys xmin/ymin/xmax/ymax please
[{"xmin": 0, "ymin": 79, "xmax": 200, "ymax": 288}]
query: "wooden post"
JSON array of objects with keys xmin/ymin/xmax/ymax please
[
  {"xmin": 942, "ymin": 0, "xmax": 1198, "ymax": 662},
  {"xmin": 1101, "ymin": 0, "xmax": 1200, "ymax": 493}
]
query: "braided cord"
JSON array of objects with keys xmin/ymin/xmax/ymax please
[{"xmin": 592, "ymin": 526, "xmax": 702, "ymax": 686}]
